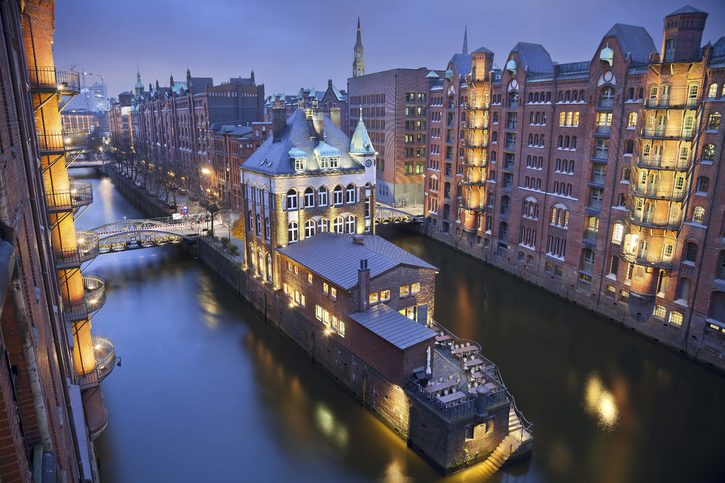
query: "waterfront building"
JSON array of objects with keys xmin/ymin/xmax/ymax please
[
  {"xmin": 62, "ymin": 108, "xmax": 104, "ymax": 135},
  {"xmin": 1, "ymin": 0, "xmax": 111, "ymax": 480},
  {"xmin": 238, "ymin": 98, "xmax": 377, "ymax": 285},
  {"xmin": 265, "ymin": 79, "xmax": 348, "ymax": 129},
  {"xmin": 424, "ymin": 6, "xmax": 725, "ymax": 370}
]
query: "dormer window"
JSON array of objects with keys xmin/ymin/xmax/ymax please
[
  {"xmin": 295, "ymin": 157, "xmax": 305, "ymax": 171},
  {"xmin": 320, "ymin": 156, "xmax": 339, "ymax": 169}
]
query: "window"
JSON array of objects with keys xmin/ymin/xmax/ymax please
[
  {"xmin": 286, "ymin": 189, "xmax": 298, "ymax": 210},
  {"xmin": 331, "ymin": 287, "xmax": 337, "ymax": 300},
  {"xmin": 369, "ymin": 292, "xmax": 379, "ymax": 304},
  {"xmin": 265, "ymin": 217, "xmax": 270, "ymax": 240},
  {"xmin": 627, "ymin": 112, "xmax": 637, "ymax": 128},
  {"xmin": 708, "ymin": 83, "xmax": 719, "ymax": 98},
  {"xmin": 308, "ymin": 273, "xmax": 313, "ymax": 285},
  {"xmin": 653, "ymin": 305, "xmax": 666, "ymax": 320},
  {"xmin": 345, "ymin": 215, "xmax": 356, "ymax": 234},
  {"xmin": 612, "ymin": 224, "xmax": 624, "ymax": 244},
  {"xmin": 702, "ymin": 144, "xmax": 716, "ymax": 161},
  {"xmin": 338, "ymin": 320, "xmax": 346, "ymax": 337},
  {"xmin": 669, "ymin": 311, "xmax": 683, "ymax": 327},
  {"xmin": 400, "ymin": 285, "xmax": 410, "ymax": 297},
  {"xmin": 685, "ymin": 242, "xmax": 698, "ymax": 262},
  {"xmin": 333, "ymin": 185, "xmax": 344, "ymax": 205},
  {"xmin": 346, "ymin": 184, "xmax": 356, "ymax": 204},
  {"xmin": 323, "ymin": 282, "xmax": 329, "ymax": 295},
  {"xmin": 696, "ymin": 176, "xmax": 709, "ymax": 193},
  {"xmin": 318, "ymin": 218, "xmax": 329, "ymax": 233},
  {"xmin": 247, "ymin": 210, "xmax": 253, "ymax": 231},
  {"xmin": 318, "ymin": 186, "xmax": 328, "ymax": 206},
  {"xmin": 288, "ymin": 222, "xmax": 298, "ymax": 242},
  {"xmin": 333, "ymin": 216, "xmax": 344, "ymax": 233},
  {"xmin": 255, "ymin": 214, "xmax": 261, "ymax": 235},
  {"xmin": 295, "ymin": 157, "xmax": 305, "ymax": 171},
  {"xmin": 304, "ymin": 187, "xmax": 315, "ymax": 208},
  {"xmin": 693, "ymin": 207, "xmax": 705, "ymax": 224},
  {"xmin": 411, "ymin": 282, "xmax": 421, "ymax": 295},
  {"xmin": 305, "ymin": 219, "xmax": 316, "ymax": 238},
  {"xmin": 380, "ymin": 289, "xmax": 391, "ymax": 302},
  {"xmin": 707, "ymin": 112, "xmax": 721, "ymax": 131}
]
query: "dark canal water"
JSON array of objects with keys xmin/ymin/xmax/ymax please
[{"xmin": 74, "ymin": 169, "xmax": 725, "ymax": 483}]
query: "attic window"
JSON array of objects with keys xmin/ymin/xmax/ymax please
[
  {"xmin": 320, "ymin": 156, "xmax": 339, "ymax": 169},
  {"xmin": 294, "ymin": 157, "xmax": 305, "ymax": 171}
]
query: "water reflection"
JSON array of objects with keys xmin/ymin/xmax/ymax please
[{"xmin": 583, "ymin": 374, "xmax": 619, "ymax": 430}]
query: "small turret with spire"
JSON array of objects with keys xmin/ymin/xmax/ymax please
[
  {"xmin": 134, "ymin": 64, "xmax": 144, "ymax": 96},
  {"xmin": 463, "ymin": 25, "xmax": 468, "ymax": 55},
  {"xmin": 186, "ymin": 68, "xmax": 192, "ymax": 92},
  {"xmin": 353, "ymin": 17, "xmax": 365, "ymax": 78}
]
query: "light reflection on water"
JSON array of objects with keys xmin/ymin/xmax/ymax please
[{"xmin": 583, "ymin": 374, "xmax": 619, "ymax": 430}]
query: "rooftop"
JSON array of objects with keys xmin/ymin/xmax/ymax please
[
  {"xmin": 277, "ymin": 233, "xmax": 437, "ymax": 290},
  {"xmin": 349, "ymin": 304, "xmax": 436, "ymax": 350}
]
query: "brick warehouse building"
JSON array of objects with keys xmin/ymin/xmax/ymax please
[
  {"xmin": 347, "ymin": 20, "xmax": 430, "ymax": 209},
  {"xmin": 423, "ymin": 6, "xmax": 725, "ymax": 370},
  {"xmin": 1, "ymin": 0, "xmax": 111, "ymax": 480}
]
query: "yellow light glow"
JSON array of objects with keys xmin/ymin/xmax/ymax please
[
  {"xmin": 324, "ymin": 328, "xmax": 333, "ymax": 336},
  {"xmin": 584, "ymin": 374, "xmax": 619, "ymax": 430},
  {"xmin": 201, "ymin": 167, "xmax": 211, "ymax": 176}
]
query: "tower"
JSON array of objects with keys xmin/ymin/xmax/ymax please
[
  {"xmin": 463, "ymin": 25, "xmax": 468, "ymax": 55},
  {"xmin": 353, "ymin": 17, "xmax": 365, "ymax": 78},
  {"xmin": 661, "ymin": 6, "xmax": 707, "ymax": 62}
]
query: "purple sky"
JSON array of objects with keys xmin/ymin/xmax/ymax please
[{"xmin": 54, "ymin": 0, "xmax": 724, "ymax": 100}]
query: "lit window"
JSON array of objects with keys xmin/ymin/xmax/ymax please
[
  {"xmin": 400, "ymin": 285, "xmax": 410, "ymax": 298},
  {"xmin": 331, "ymin": 287, "xmax": 337, "ymax": 301},
  {"xmin": 693, "ymin": 207, "xmax": 705, "ymax": 224},
  {"xmin": 411, "ymin": 282, "xmax": 421, "ymax": 295},
  {"xmin": 369, "ymin": 292, "xmax": 379, "ymax": 304},
  {"xmin": 380, "ymin": 289, "xmax": 391, "ymax": 302},
  {"xmin": 627, "ymin": 112, "xmax": 637, "ymax": 128},
  {"xmin": 338, "ymin": 320, "xmax": 346, "ymax": 337},
  {"xmin": 307, "ymin": 273, "xmax": 313, "ymax": 285},
  {"xmin": 653, "ymin": 305, "xmax": 666, "ymax": 319},
  {"xmin": 612, "ymin": 224, "xmax": 624, "ymax": 244},
  {"xmin": 323, "ymin": 282, "xmax": 329, "ymax": 295},
  {"xmin": 315, "ymin": 305, "xmax": 323, "ymax": 321},
  {"xmin": 669, "ymin": 311, "xmax": 683, "ymax": 327}
]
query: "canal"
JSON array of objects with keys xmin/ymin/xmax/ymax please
[{"xmin": 74, "ymin": 169, "xmax": 725, "ymax": 483}]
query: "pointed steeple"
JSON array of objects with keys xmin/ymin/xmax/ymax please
[
  {"xmin": 134, "ymin": 64, "xmax": 144, "ymax": 95},
  {"xmin": 353, "ymin": 17, "xmax": 365, "ymax": 78},
  {"xmin": 463, "ymin": 25, "xmax": 468, "ymax": 55},
  {"xmin": 350, "ymin": 106, "xmax": 375, "ymax": 156}
]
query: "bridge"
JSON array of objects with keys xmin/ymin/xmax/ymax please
[
  {"xmin": 68, "ymin": 158, "xmax": 110, "ymax": 169},
  {"xmin": 90, "ymin": 214, "xmax": 207, "ymax": 253},
  {"xmin": 374, "ymin": 204, "xmax": 423, "ymax": 224}
]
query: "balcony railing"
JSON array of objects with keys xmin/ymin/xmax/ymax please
[
  {"xmin": 79, "ymin": 336, "xmax": 116, "ymax": 389},
  {"xmin": 645, "ymin": 98, "xmax": 699, "ymax": 110},
  {"xmin": 594, "ymin": 125, "xmax": 612, "ymax": 137},
  {"xmin": 628, "ymin": 213, "xmax": 680, "ymax": 230},
  {"xmin": 27, "ymin": 67, "xmax": 81, "ymax": 94},
  {"xmin": 641, "ymin": 128, "xmax": 694, "ymax": 140},
  {"xmin": 62, "ymin": 275, "xmax": 106, "ymax": 323},
  {"xmin": 46, "ymin": 180, "xmax": 93, "ymax": 213},
  {"xmin": 37, "ymin": 130, "xmax": 87, "ymax": 154},
  {"xmin": 592, "ymin": 150, "xmax": 609, "ymax": 162},
  {"xmin": 635, "ymin": 156, "xmax": 690, "ymax": 171},
  {"xmin": 589, "ymin": 174, "xmax": 606, "ymax": 186},
  {"xmin": 55, "ymin": 231, "xmax": 99, "ymax": 269},
  {"xmin": 631, "ymin": 184, "xmax": 686, "ymax": 201},
  {"xmin": 621, "ymin": 250, "xmax": 674, "ymax": 269},
  {"xmin": 597, "ymin": 98, "xmax": 614, "ymax": 109}
]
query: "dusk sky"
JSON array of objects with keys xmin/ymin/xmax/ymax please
[{"xmin": 55, "ymin": 0, "xmax": 725, "ymax": 100}]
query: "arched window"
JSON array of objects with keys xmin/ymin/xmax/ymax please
[
  {"xmin": 318, "ymin": 186, "xmax": 328, "ymax": 206},
  {"xmin": 286, "ymin": 189, "xmax": 298, "ymax": 210},
  {"xmin": 346, "ymin": 184, "xmax": 356, "ymax": 204},
  {"xmin": 627, "ymin": 112, "xmax": 637, "ymax": 128},
  {"xmin": 508, "ymin": 91, "xmax": 519, "ymax": 108},
  {"xmin": 710, "ymin": 292, "xmax": 725, "ymax": 322},
  {"xmin": 707, "ymin": 112, "xmax": 721, "ymax": 131},
  {"xmin": 696, "ymin": 176, "xmax": 710, "ymax": 193},
  {"xmin": 304, "ymin": 187, "xmax": 315, "ymax": 208},
  {"xmin": 708, "ymin": 83, "xmax": 719, "ymax": 98},
  {"xmin": 265, "ymin": 217, "xmax": 270, "ymax": 240},
  {"xmin": 599, "ymin": 86, "xmax": 615, "ymax": 107},
  {"xmin": 685, "ymin": 242, "xmax": 698, "ymax": 262},
  {"xmin": 551, "ymin": 205, "xmax": 570, "ymax": 228},
  {"xmin": 333, "ymin": 216, "xmax": 345, "ymax": 233},
  {"xmin": 703, "ymin": 144, "xmax": 716, "ymax": 161},
  {"xmin": 304, "ymin": 219, "xmax": 317, "ymax": 238},
  {"xmin": 247, "ymin": 210, "xmax": 253, "ymax": 231},
  {"xmin": 318, "ymin": 218, "xmax": 329, "ymax": 233},
  {"xmin": 255, "ymin": 214, "xmax": 261, "ymax": 235},
  {"xmin": 266, "ymin": 254, "xmax": 272, "ymax": 282},
  {"xmin": 693, "ymin": 206, "xmax": 705, "ymax": 224},
  {"xmin": 346, "ymin": 215, "xmax": 356, "ymax": 234},
  {"xmin": 333, "ymin": 185, "xmax": 344, "ymax": 205},
  {"xmin": 288, "ymin": 222, "xmax": 298, "ymax": 242}
]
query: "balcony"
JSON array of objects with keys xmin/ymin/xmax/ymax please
[
  {"xmin": 55, "ymin": 231, "xmax": 99, "ymax": 269},
  {"xmin": 466, "ymin": 140, "xmax": 489, "ymax": 149},
  {"xmin": 593, "ymin": 125, "xmax": 612, "ymax": 138},
  {"xmin": 468, "ymin": 103, "xmax": 489, "ymax": 111},
  {"xmin": 46, "ymin": 180, "xmax": 93, "ymax": 213},
  {"xmin": 586, "ymin": 199, "xmax": 603, "ymax": 214},
  {"xmin": 628, "ymin": 213, "xmax": 680, "ymax": 230},
  {"xmin": 588, "ymin": 173, "xmax": 606, "ymax": 187},
  {"xmin": 27, "ymin": 67, "xmax": 81, "ymax": 95},
  {"xmin": 641, "ymin": 128, "xmax": 693, "ymax": 140},
  {"xmin": 583, "ymin": 229, "xmax": 598, "ymax": 247},
  {"xmin": 621, "ymin": 250, "xmax": 674, "ymax": 269},
  {"xmin": 37, "ymin": 130, "xmax": 88, "ymax": 154},
  {"xmin": 592, "ymin": 150, "xmax": 609, "ymax": 163},
  {"xmin": 597, "ymin": 98, "xmax": 614, "ymax": 110},
  {"xmin": 62, "ymin": 275, "xmax": 106, "ymax": 323},
  {"xmin": 645, "ymin": 98, "xmax": 699, "ymax": 110},
  {"xmin": 630, "ymin": 184, "xmax": 686, "ymax": 202},
  {"xmin": 503, "ymin": 142, "xmax": 516, "ymax": 152},
  {"xmin": 579, "ymin": 261, "xmax": 595, "ymax": 274},
  {"xmin": 461, "ymin": 202, "xmax": 486, "ymax": 212},
  {"xmin": 635, "ymin": 156, "xmax": 690, "ymax": 171},
  {"xmin": 79, "ymin": 336, "xmax": 117, "ymax": 389}
]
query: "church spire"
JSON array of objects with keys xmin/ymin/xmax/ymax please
[
  {"xmin": 353, "ymin": 17, "xmax": 365, "ymax": 78},
  {"xmin": 463, "ymin": 25, "xmax": 468, "ymax": 55}
]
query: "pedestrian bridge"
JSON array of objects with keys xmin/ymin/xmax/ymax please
[
  {"xmin": 90, "ymin": 214, "xmax": 206, "ymax": 253},
  {"xmin": 374, "ymin": 204, "xmax": 423, "ymax": 224}
]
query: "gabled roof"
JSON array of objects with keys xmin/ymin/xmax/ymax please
[
  {"xmin": 511, "ymin": 42, "xmax": 553, "ymax": 74},
  {"xmin": 667, "ymin": 5, "xmax": 706, "ymax": 16},
  {"xmin": 472, "ymin": 46, "xmax": 493, "ymax": 54},
  {"xmin": 448, "ymin": 53, "xmax": 472, "ymax": 76},
  {"xmin": 349, "ymin": 304, "xmax": 436, "ymax": 350},
  {"xmin": 277, "ymin": 233, "xmax": 437, "ymax": 291},
  {"xmin": 604, "ymin": 24, "xmax": 657, "ymax": 66},
  {"xmin": 241, "ymin": 109, "xmax": 362, "ymax": 176}
]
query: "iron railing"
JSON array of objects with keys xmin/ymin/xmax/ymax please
[
  {"xmin": 36, "ymin": 130, "xmax": 87, "ymax": 154},
  {"xmin": 45, "ymin": 180, "xmax": 93, "ymax": 213},
  {"xmin": 54, "ymin": 231, "xmax": 99, "ymax": 269},
  {"xmin": 27, "ymin": 67, "xmax": 81, "ymax": 94}
]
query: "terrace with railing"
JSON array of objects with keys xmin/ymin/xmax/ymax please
[
  {"xmin": 27, "ymin": 67, "xmax": 81, "ymax": 94},
  {"xmin": 45, "ymin": 180, "xmax": 93, "ymax": 213}
]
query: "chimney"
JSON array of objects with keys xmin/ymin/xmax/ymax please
[
  {"xmin": 330, "ymin": 107, "xmax": 341, "ymax": 129},
  {"xmin": 358, "ymin": 259, "xmax": 370, "ymax": 312},
  {"xmin": 352, "ymin": 234, "xmax": 364, "ymax": 245},
  {"xmin": 272, "ymin": 95, "xmax": 286, "ymax": 142}
]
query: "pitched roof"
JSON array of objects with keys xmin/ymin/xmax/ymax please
[
  {"xmin": 448, "ymin": 53, "xmax": 472, "ymax": 76},
  {"xmin": 277, "ymin": 233, "xmax": 437, "ymax": 290},
  {"xmin": 604, "ymin": 24, "xmax": 657, "ymax": 66},
  {"xmin": 511, "ymin": 42, "xmax": 553, "ymax": 74},
  {"xmin": 667, "ymin": 5, "xmax": 707, "ymax": 16},
  {"xmin": 349, "ymin": 304, "xmax": 436, "ymax": 350},
  {"xmin": 350, "ymin": 109, "xmax": 375, "ymax": 155},
  {"xmin": 241, "ymin": 109, "xmax": 363, "ymax": 176},
  {"xmin": 472, "ymin": 46, "xmax": 493, "ymax": 54}
]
